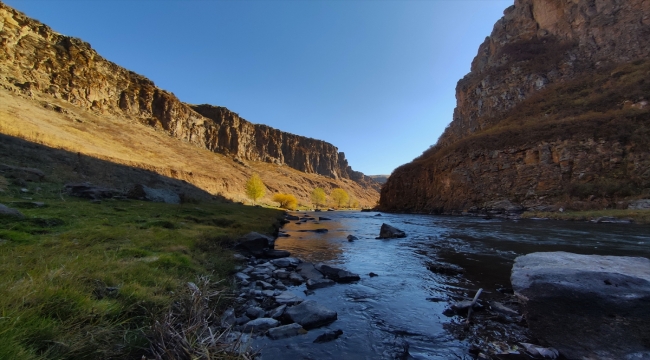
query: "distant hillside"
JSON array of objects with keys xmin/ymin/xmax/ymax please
[
  {"xmin": 380, "ymin": 0, "xmax": 650, "ymax": 214},
  {"xmin": 368, "ymin": 175, "xmax": 390, "ymax": 184},
  {"xmin": 0, "ymin": 2, "xmax": 379, "ymax": 206}
]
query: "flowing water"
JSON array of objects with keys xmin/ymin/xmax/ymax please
[{"xmin": 253, "ymin": 211, "xmax": 650, "ymax": 359}]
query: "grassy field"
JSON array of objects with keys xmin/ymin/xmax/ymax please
[{"xmin": 0, "ymin": 177, "xmax": 283, "ymax": 359}]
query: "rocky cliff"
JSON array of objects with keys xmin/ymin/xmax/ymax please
[
  {"xmin": 0, "ymin": 2, "xmax": 373, "ymax": 185},
  {"xmin": 380, "ymin": 0, "xmax": 650, "ymax": 214}
]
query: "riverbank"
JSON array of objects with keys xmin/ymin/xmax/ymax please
[
  {"xmin": 521, "ymin": 208, "xmax": 650, "ymax": 224},
  {"xmin": 0, "ymin": 178, "xmax": 284, "ymax": 359}
]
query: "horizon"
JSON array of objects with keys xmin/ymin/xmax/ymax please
[{"xmin": 3, "ymin": 0, "xmax": 512, "ymax": 175}]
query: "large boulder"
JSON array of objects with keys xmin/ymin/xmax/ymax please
[
  {"xmin": 377, "ymin": 223, "xmax": 406, "ymax": 239},
  {"xmin": 511, "ymin": 252, "xmax": 650, "ymax": 360},
  {"xmin": 285, "ymin": 300, "xmax": 337, "ymax": 329},
  {"xmin": 64, "ymin": 182, "xmax": 123, "ymax": 200},
  {"xmin": 0, "ymin": 203, "xmax": 24, "ymax": 218},
  {"xmin": 126, "ymin": 184, "xmax": 180, "ymax": 204},
  {"xmin": 235, "ymin": 232, "xmax": 274, "ymax": 257}
]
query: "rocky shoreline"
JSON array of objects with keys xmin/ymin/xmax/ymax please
[
  {"xmin": 220, "ymin": 215, "xmax": 535, "ymax": 359},
  {"xmin": 221, "ymin": 213, "xmax": 650, "ymax": 359}
]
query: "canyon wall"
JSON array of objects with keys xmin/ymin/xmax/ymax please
[
  {"xmin": 0, "ymin": 2, "xmax": 373, "ymax": 185},
  {"xmin": 380, "ymin": 0, "xmax": 650, "ymax": 214}
]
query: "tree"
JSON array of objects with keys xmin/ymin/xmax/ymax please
[
  {"xmin": 310, "ymin": 187, "xmax": 327, "ymax": 208},
  {"xmin": 272, "ymin": 193, "xmax": 298, "ymax": 210},
  {"xmin": 330, "ymin": 188, "xmax": 349, "ymax": 208},
  {"xmin": 245, "ymin": 173, "xmax": 265, "ymax": 204}
]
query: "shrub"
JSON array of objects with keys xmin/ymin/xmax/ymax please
[{"xmin": 272, "ymin": 193, "xmax": 298, "ymax": 210}]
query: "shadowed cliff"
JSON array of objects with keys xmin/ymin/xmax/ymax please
[{"xmin": 380, "ymin": 0, "xmax": 650, "ymax": 214}]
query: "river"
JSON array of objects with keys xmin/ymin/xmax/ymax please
[{"xmin": 253, "ymin": 211, "xmax": 650, "ymax": 359}]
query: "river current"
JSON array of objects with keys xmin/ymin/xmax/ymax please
[{"xmin": 253, "ymin": 211, "xmax": 650, "ymax": 359}]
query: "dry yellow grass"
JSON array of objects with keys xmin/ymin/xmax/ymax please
[{"xmin": 0, "ymin": 89, "xmax": 379, "ymax": 207}]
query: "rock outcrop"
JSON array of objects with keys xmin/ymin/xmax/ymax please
[
  {"xmin": 380, "ymin": 0, "xmax": 650, "ymax": 213},
  {"xmin": 0, "ymin": 2, "xmax": 374, "ymax": 185},
  {"xmin": 511, "ymin": 252, "xmax": 650, "ymax": 359}
]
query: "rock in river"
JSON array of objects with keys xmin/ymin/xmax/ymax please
[
  {"xmin": 511, "ymin": 251, "xmax": 650, "ymax": 360},
  {"xmin": 242, "ymin": 317, "xmax": 279, "ymax": 332},
  {"xmin": 267, "ymin": 323, "xmax": 306, "ymax": 340},
  {"xmin": 316, "ymin": 264, "xmax": 360, "ymax": 283},
  {"xmin": 285, "ymin": 300, "xmax": 337, "ymax": 329},
  {"xmin": 377, "ymin": 223, "xmax": 406, "ymax": 239}
]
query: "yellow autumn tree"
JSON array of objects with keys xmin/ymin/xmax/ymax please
[
  {"xmin": 310, "ymin": 187, "xmax": 327, "ymax": 209},
  {"xmin": 330, "ymin": 188, "xmax": 349, "ymax": 208},
  {"xmin": 272, "ymin": 193, "xmax": 298, "ymax": 210},
  {"xmin": 245, "ymin": 173, "xmax": 265, "ymax": 204}
]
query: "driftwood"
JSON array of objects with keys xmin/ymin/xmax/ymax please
[{"xmin": 465, "ymin": 288, "xmax": 483, "ymax": 325}]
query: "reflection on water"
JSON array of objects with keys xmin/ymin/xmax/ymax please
[{"xmin": 255, "ymin": 211, "xmax": 650, "ymax": 359}]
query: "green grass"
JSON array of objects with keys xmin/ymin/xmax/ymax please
[
  {"xmin": 522, "ymin": 209, "xmax": 650, "ymax": 224},
  {"xmin": 0, "ymin": 181, "xmax": 283, "ymax": 359}
]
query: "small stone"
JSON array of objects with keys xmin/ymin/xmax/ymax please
[
  {"xmin": 271, "ymin": 257, "xmax": 300, "ymax": 268},
  {"xmin": 273, "ymin": 269, "xmax": 290, "ymax": 279},
  {"xmin": 235, "ymin": 315, "xmax": 250, "ymax": 325},
  {"xmin": 221, "ymin": 307, "xmax": 235, "ymax": 327},
  {"xmin": 288, "ymin": 272, "xmax": 305, "ymax": 285},
  {"xmin": 258, "ymin": 280, "xmax": 275, "ymax": 290},
  {"xmin": 369, "ymin": 272, "xmax": 378, "ymax": 277},
  {"xmin": 268, "ymin": 304, "xmax": 287, "ymax": 319},
  {"xmin": 347, "ymin": 235, "xmax": 358, "ymax": 242},
  {"xmin": 274, "ymin": 282, "xmax": 287, "ymax": 291},
  {"xmin": 235, "ymin": 272, "xmax": 250, "ymax": 282},
  {"xmin": 245, "ymin": 307, "xmax": 265, "ymax": 319}
]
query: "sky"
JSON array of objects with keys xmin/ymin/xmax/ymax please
[{"xmin": 4, "ymin": 0, "xmax": 512, "ymax": 175}]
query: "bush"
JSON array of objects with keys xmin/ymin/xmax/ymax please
[{"xmin": 272, "ymin": 193, "xmax": 298, "ymax": 210}]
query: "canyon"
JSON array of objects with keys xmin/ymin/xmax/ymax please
[
  {"xmin": 0, "ymin": 2, "xmax": 379, "ymax": 206},
  {"xmin": 380, "ymin": 0, "xmax": 650, "ymax": 214}
]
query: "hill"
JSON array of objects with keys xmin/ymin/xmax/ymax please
[{"xmin": 0, "ymin": 2, "xmax": 379, "ymax": 207}]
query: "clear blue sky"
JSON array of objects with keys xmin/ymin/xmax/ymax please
[{"xmin": 5, "ymin": 0, "xmax": 512, "ymax": 175}]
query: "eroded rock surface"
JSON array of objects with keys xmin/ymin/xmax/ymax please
[
  {"xmin": 511, "ymin": 252, "xmax": 650, "ymax": 359},
  {"xmin": 380, "ymin": 0, "xmax": 650, "ymax": 214},
  {"xmin": 0, "ymin": 3, "xmax": 377, "ymax": 188}
]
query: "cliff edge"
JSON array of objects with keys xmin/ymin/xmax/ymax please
[
  {"xmin": 380, "ymin": 0, "xmax": 650, "ymax": 214},
  {"xmin": 0, "ymin": 2, "xmax": 373, "ymax": 185}
]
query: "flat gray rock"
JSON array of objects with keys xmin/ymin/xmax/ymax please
[
  {"xmin": 271, "ymin": 257, "xmax": 300, "ymax": 268},
  {"xmin": 274, "ymin": 291, "xmax": 303, "ymax": 305},
  {"xmin": 267, "ymin": 323, "xmax": 306, "ymax": 340},
  {"xmin": 306, "ymin": 278, "xmax": 335, "ymax": 290},
  {"xmin": 242, "ymin": 317, "xmax": 279, "ymax": 332},
  {"xmin": 511, "ymin": 251, "xmax": 650, "ymax": 360},
  {"xmin": 296, "ymin": 262, "xmax": 324, "ymax": 281},
  {"xmin": 285, "ymin": 300, "xmax": 337, "ymax": 330}
]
